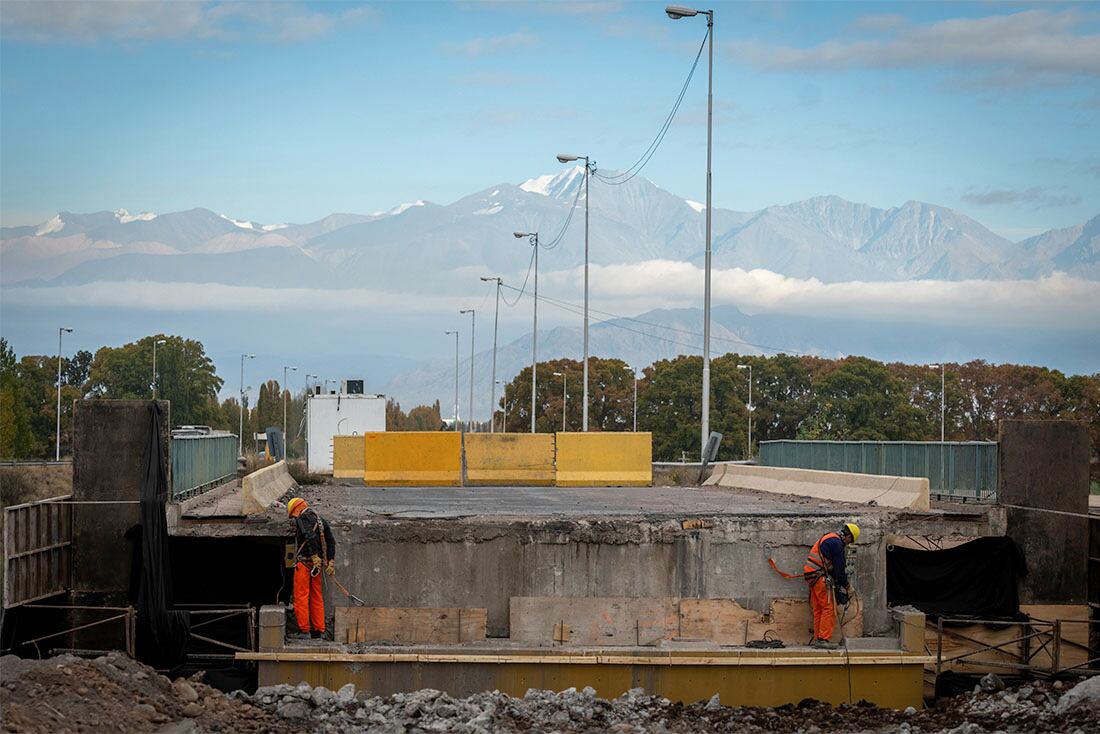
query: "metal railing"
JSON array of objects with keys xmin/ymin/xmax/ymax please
[
  {"xmin": 760, "ymin": 440, "xmax": 998, "ymax": 501},
  {"xmin": 932, "ymin": 615, "xmax": 1100, "ymax": 677},
  {"xmin": 171, "ymin": 433, "xmax": 237, "ymax": 501}
]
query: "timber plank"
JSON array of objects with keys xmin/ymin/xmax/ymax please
[
  {"xmin": 334, "ymin": 607, "xmax": 487, "ymax": 644},
  {"xmin": 509, "ymin": 597, "xmax": 679, "ymax": 646}
]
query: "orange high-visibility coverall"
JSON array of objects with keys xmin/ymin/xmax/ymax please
[
  {"xmin": 293, "ymin": 562, "xmax": 325, "ymax": 634},
  {"xmin": 804, "ymin": 532, "xmax": 842, "ymax": 641}
]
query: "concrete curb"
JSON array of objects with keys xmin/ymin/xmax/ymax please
[
  {"xmin": 241, "ymin": 460, "xmax": 298, "ymax": 515},
  {"xmin": 704, "ymin": 464, "xmax": 929, "ymax": 511}
]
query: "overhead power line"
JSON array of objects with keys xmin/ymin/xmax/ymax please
[{"xmin": 594, "ymin": 30, "xmax": 708, "ymax": 187}]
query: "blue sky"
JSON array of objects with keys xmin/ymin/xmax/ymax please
[{"xmin": 1, "ymin": 1, "xmax": 1098, "ymax": 240}]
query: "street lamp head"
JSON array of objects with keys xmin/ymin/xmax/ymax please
[
  {"xmin": 928, "ymin": 363, "xmax": 940, "ymax": 369},
  {"xmin": 553, "ymin": 372, "xmax": 563, "ymax": 377},
  {"xmin": 288, "ymin": 366, "xmax": 298, "ymax": 371},
  {"xmin": 666, "ymin": 5, "xmax": 699, "ymax": 19},
  {"xmin": 60, "ymin": 327, "xmax": 73, "ymax": 333},
  {"xmin": 244, "ymin": 353, "xmax": 255, "ymax": 359},
  {"xmin": 737, "ymin": 364, "xmax": 749, "ymax": 370},
  {"xmin": 445, "ymin": 330, "xmax": 457, "ymax": 335},
  {"xmin": 556, "ymin": 153, "xmax": 580, "ymax": 163},
  {"xmin": 513, "ymin": 231, "xmax": 531, "ymax": 238},
  {"xmin": 460, "ymin": 309, "xmax": 473, "ymax": 315},
  {"xmin": 480, "ymin": 276, "xmax": 497, "ymax": 282}
]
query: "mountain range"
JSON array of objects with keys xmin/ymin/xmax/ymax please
[
  {"xmin": 3, "ymin": 169, "xmax": 1097, "ymax": 288},
  {"xmin": 3, "ymin": 171, "xmax": 1097, "ymax": 410}
]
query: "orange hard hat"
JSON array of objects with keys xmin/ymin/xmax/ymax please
[{"xmin": 287, "ymin": 497, "xmax": 307, "ymax": 517}]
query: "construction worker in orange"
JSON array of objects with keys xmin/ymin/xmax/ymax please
[
  {"xmin": 803, "ymin": 522, "xmax": 859, "ymax": 649},
  {"xmin": 287, "ymin": 497, "xmax": 337, "ymax": 639}
]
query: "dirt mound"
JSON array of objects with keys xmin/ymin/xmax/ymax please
[
  {"xmin": 3, "ymin": 652, "xmax": 1099, "ymax": 733},
  {"xmin": 0, "ymin": 653, "xmax": 279, "ymax": 734}
]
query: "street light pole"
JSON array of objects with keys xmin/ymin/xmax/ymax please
[
  {"xmin": 497, "ymin": 380, "xmax": 507, "ymax": 432},
  {"xmin": 283, "ymin": 365, "xmax": 297, "ymax": 450},
  {"xmin": 152, "ymin": 338, "xmax": 166, "ymax": 399},
  {"xmin": 481, "ymin": 277, "xmax": 503, "ymax": 433},
  {"xmin": 514, "ymin": 232, "xmax": 539, "ymax": 433},
  {"xmin": 304, "ymin": 372, "xmax": 314, "ymax": 462},
  {"xmin": 556, "ymin": 154, "xmax": 595, "ymax": 432},
  {"xmin": 666, "ymin": 4, "xmax": 714, "ymax": 460},
  {"xmin": 553, "ymin": 371, "xmax": 567, "ymax": 432},
  {"xmin": 55, "ymin": 327, "xmax": 73, "ymax": 461},
  {"xmin": 460, "ymin": 309, "xmax": 476, "ymax": 432},
  {"xmin": 737, "ymin": 364, "xmax": 752, "ymax": 459},
  {"xmin": 445, "ymin": 330, "xmax": 459, "ymax": 430},
  {"xmin": 632, "ymin": 368, "xmax": 638, "ymax": 432},
  {"xmin": 239, "ymin": 353, "xmax": 255, "ymax": 454},
  {"xmin": 929, "ymin": 363, "xmax": 946, "ymax": 490}
]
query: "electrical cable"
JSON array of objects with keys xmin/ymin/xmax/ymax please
[
  {"xmin": 594, "ymin": 29, "xmax": 708, "ymax": 186},
  {"xmin": 538, "ymin": 173, "xmax": 585, "ymax": 250},
  {"xmin": 501, "ymin": 245, "xmax": 537, "ymax": 307}
]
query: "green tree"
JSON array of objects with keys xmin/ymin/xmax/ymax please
[
  {"xmin": 637, "ymin": 355, "xmax": 747, "ymax": 461},
  {"xmin": 801, "ymin": 356, "xmax": 926, "ymax": 440},
  {"xmin": 0, "ymin": 339, "xmax": 35, "ymax": 458},
  {"xmin": 86, "ymin": 335, "xmax": 222, "ymax": 427}
]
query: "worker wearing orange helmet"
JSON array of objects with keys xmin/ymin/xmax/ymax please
[
  {"xmin": 287, "ymin": 497, "xmax": 337, "ymax": 639},
  {"xmin": 803, "ymin": 522, "xmax": 859, "ymax": 649}
]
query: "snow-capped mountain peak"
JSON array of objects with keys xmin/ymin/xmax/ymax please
[
  {"xmin": 390, "ymin": 200, "xmax": 426, "ymax": 216},
  {"xmin": 520, "ymin": 166, "xmax": 585, "ymax": 200},
  {"xmin": 114, "ymin": 208, "xmax": 157, "ymax": 224},
  {"xmin": 35, "ymin": 214, "xmax": 65, "ymax": 236}
]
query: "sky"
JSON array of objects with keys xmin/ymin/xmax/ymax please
[{"xmin": 1, "ymin": 1, "xmax": 1098, "ymax": 241}]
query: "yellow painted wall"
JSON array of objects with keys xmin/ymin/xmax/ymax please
[
  {"xmin": 362, "ymin": 432, "xmax": 462, "ymax": 486},
  {"xmin": 465, "ymin": 433, "xmax": 555, "ymax": 485},
  {"xmin": 332, "ymin": 436, "xmax": 365, "ymax": 479},
  {"xmin": 555, "ymin": 432, "xmax": 653, "ymax": 487}
]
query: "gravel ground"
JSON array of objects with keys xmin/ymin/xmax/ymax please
[{"xmin": 2, "ymin": 653, "xmax": 1099, "ymax": 733}]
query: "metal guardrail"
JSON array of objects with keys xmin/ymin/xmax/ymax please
[
  {"xmin": 171, "ymin": 433, "xmax": 238, "ymax": 501},
  {"xmin": 760, "ymin": 440, "xmax": 998, "ymax": 501},
  {"xmin": 932, "ymin": 615, "xmax": 1100, "ymax": 677}
]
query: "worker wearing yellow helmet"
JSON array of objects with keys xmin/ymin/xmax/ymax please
[
  {"xmin": 802, "ymin": 522, "xmax": 859, "ymax": 649},
  {"xmin": 287, "ymin": 497, "xmax": 336, "ymax": 639}
]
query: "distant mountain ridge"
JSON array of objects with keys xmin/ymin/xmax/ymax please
[{"xmin": 2, "ymin": 170, "xmax": 1097, "ymax": 286}]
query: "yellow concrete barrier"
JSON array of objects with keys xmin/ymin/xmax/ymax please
[
  {"xmin": 465, "ymin": 433, "xmax": 555, "ymax": 485},
  {"xmin": 555, "ymin": 432, "xmax": 652, "ymax": 487},
  {"xmin": 332, "ymin": 435, "xmax": 365, "ymax": 479},
  {"xmin": 363, "ymin": 432, "xmax": 462, "ymax": 486}
]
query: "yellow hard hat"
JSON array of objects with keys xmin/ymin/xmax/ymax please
[
  {"xmin": 844, "ymin": 523, "xmax": 860, "ymax": 543},
  {"xmin": 287, "ymin": 497, "xmax": 307, "ymax": 518}
]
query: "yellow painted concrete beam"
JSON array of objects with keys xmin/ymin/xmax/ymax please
[
  {"xmin": 555, "ymin": 432, "xmax": 653, "ymax": 487},
  {"xmin": 332, "ymin": 436, "xmax": 365, "ymax": 479},
  {"xmin": 362, "ymin": 432, "xmax": 462, "ymax": 486},
  {"xmin": 465, "ymin": 433, "xmax": 555, "ymax": 485}
]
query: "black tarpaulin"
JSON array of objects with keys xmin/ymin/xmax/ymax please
[
  {"xmin": 886, "ymin": 536, "xmax": 1027, "ymax": 619},
  {"xmin": 137, "ymin": 402, "xmax": 190, "ymax": 666}
]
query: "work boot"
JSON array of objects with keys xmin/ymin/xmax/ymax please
[
  {"xmin": 286, "ymin": 631, "xmax": 310, "ymax": 642},
  {"xmin": 310, "ymin": 631, "xmax": 322, "ymax": 639},
  {"xmin": 811, "ymin": 638, "xmax": 839, "ymax": 650}
]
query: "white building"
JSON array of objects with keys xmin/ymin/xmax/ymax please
[{"xmin": 306, "ymin": 390, "xmax": 385, "ymax": 473}]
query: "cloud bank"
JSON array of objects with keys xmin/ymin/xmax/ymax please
[
  {"xmin": 4, "ymin": 263, "xmax": 1097, "ymax": 332},
  {"xmin": 0, "ymin": 1, "xmax": 377, "ymax": 44},
  {"xmin": 729, "ymin": 9, "xmax": 1100, "ymax": 78}
]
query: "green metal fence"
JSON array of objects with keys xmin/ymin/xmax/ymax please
[
  {"xmin": 171, "ymin": 433, "xmax": 238, "ymax": 500},
  {"xmin": 759, "ymin": 440, "xmax": 998, "ymax": 501}
]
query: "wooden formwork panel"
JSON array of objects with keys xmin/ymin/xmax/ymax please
[
  {"xmin": 510, "ymin": 597, "xmax": 863, "ymax": 647},
  {"xmin": 334, "ymin": 607, "xmax": 487, "ymax": 644},
  {"xmin": 3, "ymin": 496, "xmax": 72, "ymax": 608}
]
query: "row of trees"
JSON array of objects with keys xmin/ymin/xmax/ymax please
[
  {"xmin": 2, "ymin": 336, "xmax": 1097, "ymax": 479},
  {"xmin": 0, "ymin": 336, "xmax": 305, "ymax": 457},
  {"xmin": 495, "ymin": 355, "xmax": 1099, "ymax": 474}
]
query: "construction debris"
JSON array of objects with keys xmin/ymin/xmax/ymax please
[{"xmin": 3, "ymin": 652, "xmax": 1099, "ymax": 733}]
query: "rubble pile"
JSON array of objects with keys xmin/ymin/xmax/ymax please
[
  {"xmin": 3, "ymin": 652, "xmax": 1100, "ymax": 733},
  {"xmin": 0, "ymin": 652, "xmax": 278, "ymax": 734},
  {"xmin": 242, "ymin": 677, "xmax": 1100, "ymax": 734}
]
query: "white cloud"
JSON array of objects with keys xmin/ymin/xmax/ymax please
[
  {"xmin": 728, "ymin": 9, "xmax": 1100, "ymax": 78},
  {"xmin": 4, "ymin": 266, "xmax": 1096, "ymax": 333},
  {"xmin": 445, "ymin": 30, "xmax": 537, "ymax": 56},
  {"xmin": 0, "ymin": 1, "xmax": 378, "ymax": 44}
]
